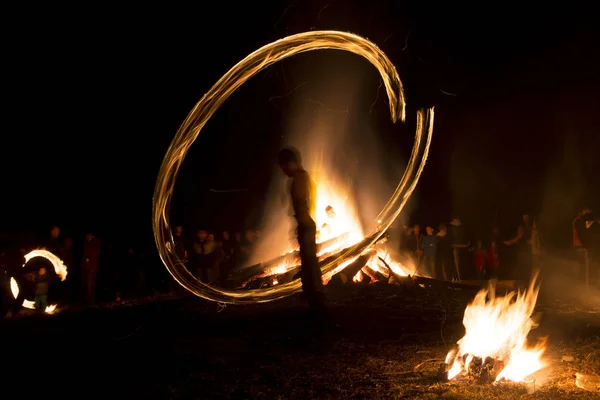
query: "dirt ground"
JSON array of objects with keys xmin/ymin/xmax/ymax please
[{"xmin": 1, "ymin": 280, "xmax": 599, "ymax": 399}]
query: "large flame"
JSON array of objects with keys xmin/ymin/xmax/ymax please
[
  {"xmin": 263, "ymin": 175, "xmax": 411, "ymax": 283},
  {"xmin": 446, "ymin": 271, "xmax": 546, "ymax": 383},
  {"xmin": 313, "ymin": 178, "xmax": 363, "ymax": 247}
]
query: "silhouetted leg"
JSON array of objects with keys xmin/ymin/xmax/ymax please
[
  {"xmin": 81, "ymin": 271, "xmax": 88, "ymax": 304},
  {"xmin": 298, "ymin": 224, "xmax": 325, "ymax": 311},
  {"xmin": 517, "ymin": 251, "xmax": 532, "ymax": 284},
  {"xmin": 452, "ymin": 247, "xmax": 461, "ymax": 281},
  {"xmin": 87, "ymin": 270, "xmax": 97, "ymax": 306},
  {"xmin": 35, "ymin": 294, "xmax": 48, "ymax": 311},
  {"xmin": 424, "ymin": 256, "xmax": 435, "ymax": 278}
]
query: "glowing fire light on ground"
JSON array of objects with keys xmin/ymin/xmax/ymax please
[
  {"xmin": 446, "ymin": 271, "xmax": 547, "ymax": 383},
  {"xmin": 10, "ymin": 249, "xmax": 68, "ymax": 314}
]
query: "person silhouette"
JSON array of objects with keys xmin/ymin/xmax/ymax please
[{"xmin": 278, "ymin": 147, "xmax": 326, "ymax": 314}]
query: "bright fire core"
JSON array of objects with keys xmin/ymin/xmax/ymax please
[
  {"xmin": 314, "ymin": 178, "xmax": 363, "ymax": 248},
  {"xmin": 446, "ymin": 272, "xmax": 547, "ymax": 383},
  {"xmin": 262, "ymin": 175, "xmax": 411, "ymax": 283}
]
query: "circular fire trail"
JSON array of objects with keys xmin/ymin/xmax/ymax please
[
  {"xmin": 10, "ymin": 249, "xmax": 68, "ymax": 314},
  {"xmin": 153, "ymin": 30, "xmax": 434, "ymax": 304}
]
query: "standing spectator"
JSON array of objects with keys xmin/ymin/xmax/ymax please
[
  {"xmin": 81, "ymin": 232, "xmax": 101, "ymax": 306},
  {"xmin": 420, "ymin": 226, "xmax": 437, "ymax": 276}
]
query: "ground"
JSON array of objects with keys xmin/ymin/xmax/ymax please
[{"xmin": 1, "ymin": 280, "xmax": 599, "ymax": 399}]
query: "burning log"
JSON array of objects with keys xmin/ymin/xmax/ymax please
[
  {"xmin": 333, "ymin": 249, "xmax": 377, "ymax": 283},
  {"xmin": 362, "ymin": 263, "xmax": 388, "ymax": 283},
  {"xmin": 237, "ymin": 230, "xmax": 390, "ymax": 289},
  {"xmin": 466, "ymin": 356, "xmax": 502, "ymax": 383},
  {"xmin": 378, "ymin": 256, "xmax": 405, "ymax": 284},
  {"xmin": 230, "ymin": 232, "xmax": 352, "ymax": 285}
]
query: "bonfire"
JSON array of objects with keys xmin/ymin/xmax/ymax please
[{"xmin": 233, "ymin": 176, "xmax": 415, "ymax": 289}]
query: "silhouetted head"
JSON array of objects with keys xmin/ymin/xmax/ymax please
[
  {"xmin": 85, "ymin": 233, "xmax": 94, "ymax": 242},
  {"xmin": 196, "ymin": 230, "xmax": 208, "ymax": 241},
  {"xmin": 413, "ymin": 224, "xmax": 420, "ymax": 234},
  {"xmin": 50, "ymin": 225, "xmax": 60, "ymax": 239},
  {"xmin": 426, "ymin": 226, "xmax": 434, "ymax": 235},
  {"xmin": 39, "ymin": 267, "xmax": 47, "ymax": 276},
  {"xmin": 278, "ymin": 147, "xmax": 302, "ymax": 177},
  {"xmin": 522, "ymin": 214, "xmax": 530, "ymax": 226},
  {"xmin": 222, "ymin": 231, "xmax": 230, "ymax": 241},
  {"xmin": 174, "ymin": 225, "xmax": 183, "ymax": 236}
]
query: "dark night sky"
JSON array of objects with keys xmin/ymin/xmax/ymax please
[{"xmin": 2, "ymin": 2, "xmax": 598, "ymax": 248}]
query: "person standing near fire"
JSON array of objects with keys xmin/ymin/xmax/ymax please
[
  {"xmin": 81, "ymin": 231, "xmax": 101, "ymax": 306},
  {"xmin": 420, "ymin": 226, "xmax": 437, "ymax": 277},
  {"xmin": 579, "ymin": 211, "xmax": 600, "ymax": 288},
  {"xmin": 278, "ymin": 147, "xmax": 325, "ymax": 314},
  {"xmin": 504, "ymin": 214, "xmax": 533, "ymax": 285}
]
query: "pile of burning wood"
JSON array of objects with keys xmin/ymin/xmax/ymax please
[{"xmin": 230, "ymin": 228, "xmax": 412, "ymax": 290}]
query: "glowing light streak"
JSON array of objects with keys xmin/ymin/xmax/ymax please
[
  {"xmin": 10, "ymin": 249, "xmax": 67, "ymax": 314},
  {"xmin": 152, "ymin": 30, "xmax": 434, "ymax": 304}
]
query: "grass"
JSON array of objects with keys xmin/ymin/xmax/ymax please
[{"xmin": 1, "ymin": 280, "xmax": 598, "ymax": 399}]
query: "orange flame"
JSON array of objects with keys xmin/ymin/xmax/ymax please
[
  {"xmin": 264, "ymin": 175, "xmax": 412, "ymax": 285},
  {"xmin": 10, "ymin": 249, "xmax": 68, "ymax": 314},
  {"xmin": 447, "ymin": 272, "xmax": 547, "ymax": 382}
]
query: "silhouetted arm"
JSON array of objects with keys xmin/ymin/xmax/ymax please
[{"xmin": 504, "ymin": 225, "xmax": 524, "ymax": 246}]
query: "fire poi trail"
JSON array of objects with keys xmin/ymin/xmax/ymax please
[
  {"xmin": 10, "ymin": 249, "xmax": 68, "ymax": 314},
  {"xmin": 152, "ymin": 30, "xmax": 434, "ymax": 304}
]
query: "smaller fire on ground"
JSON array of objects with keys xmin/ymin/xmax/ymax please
[{"xmin": 446, "ymin": 271, "xmax": 547, "ymax": 383}]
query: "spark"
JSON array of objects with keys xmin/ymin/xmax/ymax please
[
  {"xmin": 308, "ymin": 97, "xmax": 348, "ymax": 114},
  {"xmin": 317, "ymin": 0, "xmax": 336, "ymax": 21},
  {"xmin": 269, "ymin": 81, "xmax": 308, "ymax": 109},
  {"xmin": 384, "ymin": 33, "xmax": 393, "ymax": 43},
  {"xmin": 440, "ymin": 89, "xmax": 457, "ymax": 96},
  {"xmin": 403, "ymin": 28, "xmax": 411, "ymax": 51},
  {"xmin": 274, "ymin": 3, "xmax": 294, "ymax": 30},
  {"xmin": 370, "ymin": 80, "xmax": 383, "ymax": 113},
  {"xmin": 366, "ymin": 3, "xmax": 380, "ymax": 30}
]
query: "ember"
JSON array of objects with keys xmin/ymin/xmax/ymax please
[{"xmin": 446, "ymin": 270, "xmax": 547, "ymax": 383}]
